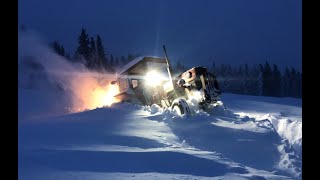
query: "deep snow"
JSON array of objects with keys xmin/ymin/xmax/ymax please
[
  {"xmin": 18, "ymin": 29, "xmax": 302, "ymax": 179},
  {"xmin": 18, "ymin": 87, "xmax": 301, "ymax": 179}
]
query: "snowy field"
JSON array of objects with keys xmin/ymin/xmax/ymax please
[{"xmin": 18, "ymin": 88, "xmax": 302, "ymax": 180}]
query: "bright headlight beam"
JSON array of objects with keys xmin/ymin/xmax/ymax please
[{"xmin": 146, "ymin": 71, "xmax": 163, "ymax": 86}]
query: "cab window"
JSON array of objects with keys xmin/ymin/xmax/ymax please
[{"xmin": 132, "ymin": 79, "xmax": 139, "ymax": 89}]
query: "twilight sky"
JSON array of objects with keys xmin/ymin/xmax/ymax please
[{"xmin": 18, "ymin": 0, "xmax": 302, "ymax": 71}]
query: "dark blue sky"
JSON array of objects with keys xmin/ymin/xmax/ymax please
[{"xmin": 18, "ymin": 0, "xmax": 301, "ymax": 71}]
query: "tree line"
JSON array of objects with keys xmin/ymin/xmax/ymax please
[
  {"xmin": 50, "ymin": 28, "xmax": 139, "ymax": 73},
  {"xmin": 174, "ymin": 61, "xmax": 302, "ymax": 98},
  {"xmin": 51, "ymin": 28, "xmax": 301, "ymax": 99}
]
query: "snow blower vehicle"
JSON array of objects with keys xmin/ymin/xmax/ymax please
[{"xmin": 111, "ymin": 45, "xmax": 222, "ymax": 116}]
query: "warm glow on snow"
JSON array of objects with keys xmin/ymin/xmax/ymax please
[
  {"xmin": 87, "ymin": 83, "xmax": 120, "ymax": 109},
  {"xmin": 68, "ymin": 74, "xmax": 120, "ymax": 113},
  {"xmin": 100, "ymin": 84, "xmax": 120, "ymax": 107}
]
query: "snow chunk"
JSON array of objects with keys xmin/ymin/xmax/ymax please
[
  {"xmin": 277, "ymin": 139, "xmax": 302, "ymax": 178},
  {"xmin": 271, "ymin": 118, "xmax": 302, "ymax": 154},
  {"xmin": 181, "ymin": 140, "xmax": 194, "ymax": 149},
  {"xmin": 150, "ymin": 104, "xmax": 163, "ymax": 114}
]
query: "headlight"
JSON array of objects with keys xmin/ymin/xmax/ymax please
[{"xmin": 146, "ymin": 71, "xmax": 164, "ymax": 86}]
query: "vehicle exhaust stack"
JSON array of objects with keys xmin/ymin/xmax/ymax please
[{"xmin": 163, "ymin": 45, "xmax": 174, "ymax": 89}]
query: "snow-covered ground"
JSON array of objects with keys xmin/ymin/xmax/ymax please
[
  {"xmin": 222, "ymin": 94, "xmax": 302, "ymax": 157},
  {"xmin": 18, "ymin": 30, "xmax": 302, "ymax": 179},
  {"xmin": 18, "ymin": 88, "xmax": 302, "ymax": 180}
]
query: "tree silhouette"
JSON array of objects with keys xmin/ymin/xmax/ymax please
[
  {"xmin": 96, "ymin": 35, "xmax": 107, "ymax": 71},
  {"xmin": 76, "ymin": 28, "xmax": 91, "ymax": 66}
]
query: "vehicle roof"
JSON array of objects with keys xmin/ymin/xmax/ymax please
[{"xmin": 117, "ymin": 56, "xmax": 166, "ymax": 76}]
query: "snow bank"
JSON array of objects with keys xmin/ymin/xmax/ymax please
[
  {"xmin": 142, "ymin": 94, "xmax": 302, "ymax": 178},
  {"xmin": 236, "ymin": 112, "xmax": 302, "ymax": 155},
  {"xmin": 146, "ymin": 104, "xmax": 163, "ymax": 114},
  {"xmin": 271, "ymin": 118, "xmax": 302, "ymax": 154},
  {"xmin": 277, "ymin": 139, "xmax": 302, "ymax": 178}
]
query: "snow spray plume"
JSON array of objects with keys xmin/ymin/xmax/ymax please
[{"xmin": 18, "ymin": 30, "xmax": 119, "ymax": 113}]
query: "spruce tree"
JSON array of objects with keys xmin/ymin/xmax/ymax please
[
  {"xmin": 221, "ymin": 64, "xmax": 232, "ymax": 92},
  {"xmin": 283, "ymin": 67, "xmax": 291, "ymax": 97},
  {"xmin": 250, "ymin": 65, "xmax": 260, "ymax": 95},
  {"xmin": 109, "ymin": 54, "xmax": 114, "ymax": 67},
  {"xmin": 291, "ymin": 68, "xmax": 297, "ymax": 97},
  {"xmin": 296, "ymin": 71, "xmax": 302, "ymax": 98},
  {"xmin": 243, "ymin": 64, "xmax": 250, "ymax": 95},
  {"xmin": 237, "ymin": 65, "xmax": 244, "ymax": 94},
  {"xmin": 114, "ymin": 57, "xmax": 120, "ymax": 68},
  {"xmin": 258, "ymin": 64, "xmax": 264, "ymax": 96},
  {"xmin": 96, "ymin": 35, "xmax": 106, "ymax": 71},
  {"xmin": 90, "ymin": 37, "xmax": 96, "ymax": 56},
  {"xmin": 76, "ymin": 28, "xmax": 91, "ymax": 66},
  {"xmin": 51, "ymin": 41, "xmax": 65, "ymax": 57},
  {"xmin": 210, "ymin": 61, "xmax": 216, "ymax": 74},
  {"xmin": 272, "ymin": 64, "xmax": 282, "ymax": 97},
  {"xmin": 89, "ymin": 37, "xmax": 97, "ymax": 69},
  {"xmin": 127, "ymin": 54, "xmax": 134, "ymax": 62},
  {"xmin": 262, "ymin": 62, "xmax": 272, "ymax": 96},
  {"xmin": 61, "ymin": 46, "xmax": 65, "ymax": 57},
  {"xmin": 120, "ymin": 56, "xmax": 127, "ymax": 67}
]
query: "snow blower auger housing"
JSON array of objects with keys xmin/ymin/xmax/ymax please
[{"xmin": 111, "ymin": 45, "xmax": 221, "ymax": 116}]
